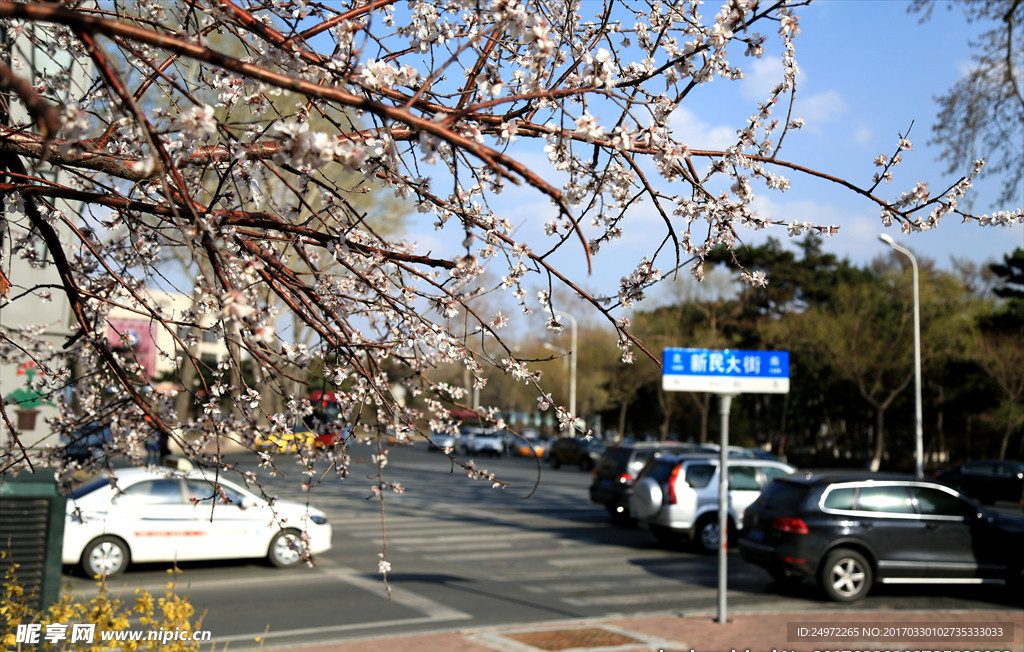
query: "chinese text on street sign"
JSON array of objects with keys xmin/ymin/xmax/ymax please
[{"xmin": 662, "ymin": 348, "xmax": 790, "ymax": 394}]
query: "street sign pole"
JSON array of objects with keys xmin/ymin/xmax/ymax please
[
  {"xmin": 716, "ymin": 393, "xmax": 735, "ymax": 624},
  {"xmin": 661, "ymin": 348, "xmax": 790, "ymax": 626}
]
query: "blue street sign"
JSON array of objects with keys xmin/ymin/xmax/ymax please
[{"xmin": 662, "ymin": 348, "xmax": 790, "ymax": 394}]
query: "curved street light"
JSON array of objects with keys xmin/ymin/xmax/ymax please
[
  {"xmin": 879, "ymin": 233, "xmax": 924, "ymax": 479},
  {"xmin": 541, "ymin": 341, "xmax": 570, "ymax": 409}
]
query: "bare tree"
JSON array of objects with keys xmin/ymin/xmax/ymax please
[
  {"xmin": 1, "ymin": 1, "xmax": 1019, "ymax": 511},
  {"xmin": 909, "ymin": 0, "xmax": 1024, "ymax": 206}
]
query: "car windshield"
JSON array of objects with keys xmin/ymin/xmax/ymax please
[{"xmin": 70, "ymin": 476, "xmax": 111, "ymax": 499}]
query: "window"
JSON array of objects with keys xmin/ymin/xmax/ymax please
[
  {"xmin": 683, "ymin": 464, "xmax": 715, "ymax": 489},
  {"xmin": 756, "ymin": 482, "xmax": 807, "ymax": 511},
  {"xmin": 187, "ymin": 480, "xmax": 244, "ymax": 506},
  {"xmin": 628, "ymin": 451, "xmax": 654, "ymax": 476},
  {"xmin": 823, "ymin": 487, "xmax": 856, "ymax": 511},
  {"xmin": 855, "ymin": 485, "xmax": 914, "ymax": 514},
  {"xmin": 963, "ymin": 461, "xmax": 995, "ymax": 476},
  {"xmin": 728, "ymin": 466, "xmax": 760, "ymax": 491},
  {"xmin": 640, "ymin": 459, "xmax": 679, "ymax": 484},
  {"xmin": 992, "ymin": 462, "xmax": 1021, "ymax": 478},
  {"xmin": 913, "ymin": 487, "xmax": 976, "ymax": 518},
  {"xmin": 116, "ymin": 480, "xmax": 183, "ymax": 505},
  {"xmin": 761, "ymin": 466, "xmax": 792, "ymax": 486}
]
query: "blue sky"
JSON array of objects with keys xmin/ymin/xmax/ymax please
[{"xmin": 408, "ymin": 0, "xmax": 1023, "ymax": 307}]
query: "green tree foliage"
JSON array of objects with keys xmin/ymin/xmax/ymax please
[
  {"xmin": 970, "ymin": 248, "xmax": 1024, "ymax": 459},
  {"xmin": 617, "ymin": 239, "xmax": 1017, "ymax": 469}
]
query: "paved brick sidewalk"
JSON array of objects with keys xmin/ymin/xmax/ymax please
[{"xmin": 256, "ymin": 609, "xmax": 1023, "ymax": 652}]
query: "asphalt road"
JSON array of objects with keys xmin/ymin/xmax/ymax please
[{"xmin": 60, "ymin": 443, "xmax": 1023, "ymax": 649}]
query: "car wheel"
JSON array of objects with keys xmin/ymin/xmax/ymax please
[
  {"xmin": 268, "ymin": 529, "xmax": 304, "ymax": 568},
  {"xmin": 579, "ymin": 457, "xmax": 594, "ymax": 472},
  {"xmin": 630, "ymin": 478, "xmax": 663, "ymax": 520},
  {"xmin": 81, "ymin": 536, "xmax": 129, "ymax": 578},
  {"xmin": 819, "ymin": 548, "xmax": 873, "ymax": 602},
  {"xmin": 694, "ymin": 514, "xmax": 722, "ymax": 554}
]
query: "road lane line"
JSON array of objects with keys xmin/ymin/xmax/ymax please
[
  {"xmin": 318, "ymin": 564, "xmax": 472, "ymax": 622},
  {"xmin": 210, "ymin": 564, "xmax": 472, "ymax": 646}
]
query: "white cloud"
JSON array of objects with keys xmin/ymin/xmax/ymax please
[
  {"xmin": 798, "ymin": 90, "xmax": 847, "ymax": 124},
  {"xmin": 666, "ymin": 105, "xmax": 736, "ymax": 149},
  {"xmin": 739, "ymin": 57, "xmax": 785, "ymax": 102},
  {"xmin": 853, "ymin": 125, "xmax": 874, "ymax": 145},
  {"xmin": 745, "ymin": 194, "xmax": 880, "ymax": 262}
]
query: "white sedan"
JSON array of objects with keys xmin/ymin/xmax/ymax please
[{"xmin": 63, "ymin": 467, "xmax": 332, "ymax": 577}]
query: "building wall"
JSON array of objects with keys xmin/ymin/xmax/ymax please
[
  {"xmin": 103, "ymin": 289, "xmax": 233, "ymax": 393},
  {"xmin": 1, "ymin": 26, "xmax": 90, "ymax": 459}
]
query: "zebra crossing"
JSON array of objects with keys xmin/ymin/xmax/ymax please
[
  {"xmin": 293, "ymin": 499, "xmax": 723, "ymax": 610},
  {"xmin": 244, "ymin": 451, "xmax": 764, "ymax": 615}
]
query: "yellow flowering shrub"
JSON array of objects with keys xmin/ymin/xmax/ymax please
[{"xmin": 1, "ymin": 553, "xmax": 208, "ymax": 651}]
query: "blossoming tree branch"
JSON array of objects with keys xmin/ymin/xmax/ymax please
[{"xmin": 0, "ymin": 0, "xmax": 1019, "ymax": 487}]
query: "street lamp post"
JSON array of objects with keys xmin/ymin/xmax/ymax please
[
  {"xmin": 879, "ymin": 233, "xmax": 924, "ymax": 479},
  {"xmin": 553, "ymin": 311, "xmax": 578, "ymax": 421},
  {"xmin": 542, "ymin": 341, "xmax": 569, "ymax": 408}
]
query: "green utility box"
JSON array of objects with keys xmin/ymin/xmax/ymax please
[{"xmin": 0, "ymin": 471, "xmax": 67, "ymax": 612}]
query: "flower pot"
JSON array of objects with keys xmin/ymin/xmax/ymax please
[{"xmin": 16, "ymin": 409, "xmax": 39, "ymax": 430}]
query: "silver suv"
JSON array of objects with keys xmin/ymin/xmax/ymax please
[
  {"xmin": 461, "ymin": 426, "xmax": 507, "ymax": 456},
  {"xmin": 629, "ymin": 454, "xmax": 795, "ymax": 553}
]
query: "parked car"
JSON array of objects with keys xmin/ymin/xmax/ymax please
[
  {"xmin": 629, "ymin": 454, "xmax": 796, "ymax": 552},
  {"xmin": 254, "ymin": 427, "xmax": 321, "ymax": 454},
  {"xmin": 509, "ymin": 430, "xmax": 547, "ymax": 457},
  {"xmin": 63, "ymin": 468, "xmax": 332, "ymax": 577},
  {"xmin": 461, "ymin": 426, "xmax": 508, "ymax": 456},
  {"xmin": 548, "ymin": 436, "xmax": 605, "ymax": 471},
  {"xmin": 739, "ymin": 472, "xmax": 1024, "ymax": 602},
  {"xmin": 934, "ymin": 459, "xmax": 1024, "ymax": 505},
  {"xmin": 427, "ymin": 429, "xmax": 458, "ymax": 452},
  {"xmin": 61, "ymin": 422, "xmax": 115, "ymax": 463},
  {"xmin": 590, "ymin": 442, "xmax": 717, "ymax": 524}
]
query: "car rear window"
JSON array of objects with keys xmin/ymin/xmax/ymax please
[
  {"xmin": 639, "ymin": 458, "xmax": 678, "ymax": 484},
  {"xmin": 822, "ymin": 487, "xmax": 856, "ymax": 510},
  {"xmin": 600, "ymin": 448, "xmax": 632, "ymax": 471},
  {"xmin": 754, "ymin": 481, "xmax": 808, "ymax": 511},
  {"xmin": 683, "ymin": 464, "xmax": 715, "ymax": 488},
  {"xmin": 627, "ymin": 450, "xmax": 661, "ymax": 476}
]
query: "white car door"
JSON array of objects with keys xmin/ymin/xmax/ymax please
[
  {"xmin": 111, "ymin": 478, "xmax": 204, "ymax": 562},
  {"xmin": 185, "ymin": 479, "xmax": 273, "ymax": 559}
]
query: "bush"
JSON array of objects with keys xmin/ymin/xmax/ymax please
[{"xmin": 1, "ymin": 552, "xmax": 206, "ymax": 651}]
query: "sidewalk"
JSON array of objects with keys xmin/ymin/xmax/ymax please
[{"xmin": 258, "ymin": 608, "xmax": 1024, "ymax": 652}]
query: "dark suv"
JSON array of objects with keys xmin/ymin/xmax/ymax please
[
  {"xmin": 740, "ymin": 472, "xmax": 1024, "ymax": 602},
  {"xmin": 547, "ymin": 437, "xmax": 605, "ymax": 471},
  {"xmin": 589, "ymin": 443, "xmax": 714, "ymax": 524}
]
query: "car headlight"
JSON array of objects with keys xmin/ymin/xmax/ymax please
[{"xmin": 310, "ymin": 514, "xmax": 328, "ymax": 525}]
